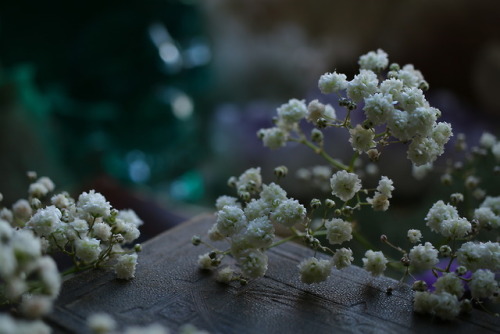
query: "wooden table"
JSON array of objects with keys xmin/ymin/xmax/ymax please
[{"xmin": 48, "ymin": 215, "xmax": 500, "ymax": 333}]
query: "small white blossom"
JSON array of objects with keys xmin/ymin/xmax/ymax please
[
  {"xmin": 77, "ymin": 190, "xmax": 111, "ymax": 218},
  {"xmin": 29, "ymin": 182, "xmax": 49, "ymax": 198},
  {"xmin": 439, "ymin": 216, "xmax": 471, "ymax": 239},
  {"xmin": 346, "ymin": 70, "xmax": 379, "ymax": 103},
  {"xmin": 413, "ymin": 291, "xmax": 460, "ymax": 320},
  {"xmin": 433, "ymin": 273, "xmax": 464, "ymax": 297},
  {"xmin": 473, "ymin": 207, "xmax": 500, "ymax": 229},
  {"xmin": 238, "ymin": 216, "xmax": 275, "ymax": 249},
  {"xmin": 92, "ymin": 222, "xmax": 112, "ymax": 241},
  {"xmin": 325, "ymin": 218, "xmax": 352, "ymax": 245},
  {"xmin": 332, "ymin": 248, "xmax": 353, "ymax": 269},
  {"xmin": 318, "ymin": 71, "xmax": 348, "ymax": 94},
  {"xmin": 407, "ymin": 137, "xmax": 441, "ymax": 166},
  {"xmin": 298, "ymin": 257, "xmax": 332, "ymax": 284},
  {"xmin": 269, "ymin": 199, "xmax": 306, "ymax": 227},
  {"xmin": 26, "ymin": 205, "xmax": 62, "ymax": 237},
  {"xmin": 330, "ymin": 170, "xmax": 362, "ymax": 202},
  {"xmin": 20, "ymin": 294, "xmax": 53, "ymax": 318},
  {"xmin": 216, "ymin": 205, "xmax": 247, "ymax": 237},
  {"xmin": 379, "ymin": 78, "xmax": 404, "ymax": 98},
  {"xmin": 276, "ymin": 98, "xmax": 307, "ymax": 124},
  {"xmin": 215, "ymin": 195, "xmax": 240, "ymax": 211},
  {"xmin": 362, "ymin": 250, "xmax": 388, "ymax": 276},
  {"xmin": 363, "ymin": 93, "xmax": 394, "ymax": 126},
  {"xmin": 349, "ymin": 125, "xmax": 376, "ymax": 153},
  {"xmin": 236, "ymin": 167, "xmax": 262, "ymax": 195},
  {"xmin": 479, "ymin": 132, "xmax": 497, "ymax": 148},
  {"xmin": 409, "ymin": 242, "xmax": 439, "ymax": 270},
  {"xmin": 258, "ymin": 127, "xmax": 288, "ymax": 149},
  {"xmin": 244, "ymin": 199, "xmax": 271, "ymax": 221},
  {"xmin": 397, "ymin": 64, "xmax": 425, "ymax": 88},
  {"xmin": 306, "ymin": 100, "xmax": 336, "ymax": 124},
  {"xmin": 425, "ymin": 200, "xmax": 459, "ymax": 235},
  {"xmin": 376, "ymin": 176, "xmax": 394, "ymax": 198},
  {"xmin": 259, "ymin": 182, "xmax": 287, "ymax": 208},
  {"xmin": 0, "ymin": 207, "xmax": 13, "ymax": 224},
  {"xmin": 387, "ymin": 109, "xmax": 411, "ymax": 141},
  {"xmin": 237, "ymin": 249, "xmax": 268, "ymax": 279},
  {"xmin": 88, "ymin": 313, "xmax": 117, "ymax": 334},
  {"xmin": 50, "ymin": 192, "xmax": 73, "ymax": 209},
  {"xmin": 358, "ymin": 49, "xmax": 389, "ymax": 71},
  {"xmin": 431, "ymin": 122, "xmax": 453, "ymax": 146},
  {"xmin": 469, "ymin": 269, "xmax": 498, "ymax": 299},
  {"xmin": 198, "ymin": 252, "xmax": 215, "ymax": 270},
  {"xmin": 407, "ymin": 229, "xmax": 422, "ymax": 244},
  {"xmin": 12, "ymin": 199, "xmax": 32, "ymax": 222},
  {"xmin": 492, "ymin": 142, "xmax": 500, "ymax": 161},
  {"xmin": 216, "ymin": 266, "xmax": 236, "ymax": 283},
  {"xmin": 114, "ymin": 253, "xmax": 138, "ymax": 280},
  {"xmin": 115, "ymin": 219, "xmax": 141, "ymax": 244},
  {"xmin": 480, "ymin": 196, "xmax": 500, "ymax": 215},
  {"xmin": 75, "ymin": 237, "xmax": 101, "ymax": 263},
  {"xmin": 456, "ymin": 241, "xmax": 500, "ymax": 272}
]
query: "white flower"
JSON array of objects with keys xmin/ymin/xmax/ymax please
[
  {"xmin": 70, "ymin": 218, "xmax": 89, "ymax": 234},
  {"xmin": 376, "ymin": 176, "xmax": 394, "ymax": 198},
  {"xmin": 259, "ymin": 182, "xmax": 287, "ymax": 208},
  {"xmin": 115, "ymin": 219, "xmax": 140, "ymax": 244},
  {"xmin": 413, "ymin": 291, "xmax": 460, "ymax": 320},
  {"xmin": 215, "ymin": 195, "xmax": 240, "ymax": 211},
  {"xmin": 29, "ymin": 182, "xmax": 50, "ymax": 198},
  {"xmin": 368, "ymin": 192, "xmax": 390, "ymax": 211},
  {"xmin": 11, "ymin": 229, "xmax": 42, "ymax": 261},
  {"xmin": 236, "ymin": 167, "xmax": 262, "ymax": 195},
  {"xmin": 332, "ymin": 248, "xmax": 353, "ymax": 269},
  {"xmin": 117, "ymin": 209, "xmax": 143, "ymax": 227},
  {"xmin": 480, "ymin": 196, "xmax": 500, "ymax": 215},
  {"xmin": 36, "ymin": 256, "xmax": 61, "ymax": 297},
  {"xmin": 0, "ymin": 208, "xmax": 13, "ymax": 224},
  {"xmin": 431, "ymin": 122, "xmax": 453, "ymax": 146},
  {"xmin": 75, "ymin": 237, "xmax": 101, "ymax": 263},
  {"xmin": 243, "ymin": 199, "xmax": 271, "ymax": 221},
  {"xmin": 346, "ymin": 70, "xmax": 379, "ymax": 103},
  {"xmin": 330, "ymin": 170, "xmax": 362, "ymax": 202},
  {"xmin": 379, "ymin": 78, "xmax": 404, "ymax": 98},
  {"xmin": 407, "ymin": 137, "xmax": 441, "ymax": 166},
  {"xmin": 407, "ymin": 229, "xmax": 422, "ymax": 244},
  {"xmin": 276, "ymin": 98, "xmax": 307, "ymax": 124},
  {"xmin": 26, "ymin": 205, "xmax": 62, "ymax": 237},
  {"xmin": 20, "ymin": 294, "xmax": 53, "ymax": 318},
  {"xmin": 88, "ymin": 313, "xmax": 117, "ymax": 334},
  {"xmin": 439, "ymin": 216, "xmax": 471, "ymax": 239},
  {"xmin": 306, "ymin": 100, "xmax": 336, "ymax": 124},
  {"xmin": 473, "ymin": 207, "xmax": 500, "ymax": 229},
  {"xmin": 479, "ymin": 132, "xmax": 497, "ymax": 148},
  {"xmin": 325, "ymin": 218, "xmax": 352, "ymax": 245},
  {"xmin": 456, "ymin": 241, "xmax": 500, "ymax": 272},
  {"xmin": 433, "ymin": 273, "xmax": 464, "ymax": 297},
  {"xmin": 50, "ymin": 192, "xmax": 74, "ymax": 209},
  {"xmin": 349, "ymin": 125, "xmax": 376, "ymax": 153},
  {"xmin": 114, "ymin": 253, "xmax": 138, "ymax": 280},
  {"xmin": 216, "ymin": 266, "xmax": 236, "ymax": 283},
  {"xmin": 407, "ymin": 106, "xmax": 439, "ymax": 137},
  {"xmin": 12, "ymin": 199, "xmax": 32, "ymax": 222},
  {"xmin": 362, "ymin": 250, "xmax": 388, "ymax": 276},
  {"xmin": 318, "ymin": 71, "xmax": 348, "ymax": 94},
  {"xmin": 387, "ymin": 109, "xmax": 411, "ymax": 141},
  {"xmin": 397, "ymin": 87, "xmax": 428, "ymax": 113},
  {"xmin": 397, "ymin": 64, "xmax": 425, "ymax": 88},
  {"xmin": 237, "ymin": 249, "xmax": 268, "ymax": 279},
  {"xmin": 358, "ymin": 49, "xmax": 389, "ymax": 71},
  {"xmin": 492, "ymin": 142, "xmax": 500, "ymax": 161},
  {"xmin": 258, "ymin": 127, "xmax": 288, "ymax": 149},
  {"xmin": 238, "ymin": 216, "xmax": 275, "ymax": 249},
  {"xmin": 469, "ymin": 269, "xmax": 498, "ymax": 299},
  {"xmin": 92, "ymin": 222, "xmax": 112, "ymax": 241},
  {"xmin": 409, "ymin": 242, "xmax": 439, "ymax": 270},
  {"xmin": 298, "ymin": 257, "xmax": 332, "ymax": 284},
  {"xmin": 77, "ymin": 190, "xmax": 111, "ymax": 218},
  {"xmin": 216, "ymin": 205, "xmax": 247, "ymax": 237},
  {"xmin": 269, "ymin": 199, "xmax": 306, "ymax": 227},
  {"xmin": 198, "ymin": 252, "xmax": 215, "ymax": 270},
  {"xmin": 412, "ymin": 162, "xmax": 433, "ymax": 180},
  {"xmin": 425, "ymin": 200, "xmax": 459, "ymax": 234},
  {"xmin": 363, "ymin": 93, "xmax": 394, "ymax": 125}
]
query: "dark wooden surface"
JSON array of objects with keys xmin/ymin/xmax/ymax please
[{"xmin": 48, "ymin": 215, "xmax": 500, "ymax": 333}]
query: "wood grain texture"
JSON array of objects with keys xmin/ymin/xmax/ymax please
[{"xmin": 47, "ymin": 215, "xmax": 500, "ymax": 333}]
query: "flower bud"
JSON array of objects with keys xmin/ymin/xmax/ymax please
[
  {"xmin": 325, "ymin": 199, "xmax": 336, "ymax": 208},
  {"xmin": 412, "ymin": 280, "xmax": 427, "ymax": 291},
  {"xmin": 439, "ymin": 245, "xmax": 452, "ymax": 257},
  {"xmin": 191, "ymin": 235, "xmax": 201, "ymax": 246},
  {"xmin": 310, "ymin": 198, "xmax": 321, "ymax": 210},
  {"xmin": 274, "ymin": 166, "xmax": 288, "ymax": 178}
]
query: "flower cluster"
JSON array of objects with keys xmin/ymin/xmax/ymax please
[
  {"xmin": 196, "ymin": 49, "xmax": 499, "ymax": 322},
  {"xmin": 259, "ymin": 48, "xmax": 452, "ymax": 167},
  {"xmin": 0, "ymin": 173, "xmax": 143, "ymax": 323}
]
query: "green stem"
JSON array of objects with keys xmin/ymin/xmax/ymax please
[
  {"xmin": 353, "ymin": 230, "xmax": 376, "ymax": 251},
  {"xmin": 297, "ymin": 138, "xmax": 349, "ymax": 170}
]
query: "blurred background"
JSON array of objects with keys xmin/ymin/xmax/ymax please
[{"xmin": 1, "ymin": 0, "xmax": 500, "ymax": 241}]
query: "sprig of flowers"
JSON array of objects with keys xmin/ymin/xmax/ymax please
[
  {"xmin": 195, "ymin": 49, "xmax": 499, "ymax": 321},
  {"xmin": 0, "ymin": 172, "xmax": 143, "ymax": 321}
]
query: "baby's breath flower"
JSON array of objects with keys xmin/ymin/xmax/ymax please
[
  {"xmin": 425, "ymin": 200, "xmax": 458, "ymax": 235},
  {"xmin": 367, "ymin": 192, "xmax": 390, "ymax": 211},
  {"xmin": 407, "ymin": 229, "xmax": 422, "ymax": 244},
  {"xmin": 298, "ymin": 257, "xmax": 332, "ymax": 284},
  {"xmin": 456, "ymin": 241, "xmax": 500, "ymax": 272},
  {"xmin": 92, "ymin": 222, "xmax": 112, "ymax": 241},
  {"xmin": 306, "ymin": 100, "xmax": 336, "ymax": 125},
  {"xmin": 20, "ymin": 294, "xmax": 53, "ymax": 318},
  {"xmin": 269, "ymin": 198, "xmax": 306, "ymax": 227},
  {"xmin": 216, "ymin": 266, "xmax": 236, "ymax": 283},
  {"xmin": 260, "ymin": 182, "xmax": 287, "ymax": 207},
  {"xmin": 480, "ymin": 196, "xmax": 500, "ymax": 215},
  {"xmin": 473, "ymin": 207, "xmax": 500, "ymax": 229},
  {"xmin": 325, "ymin": 218, "xmax": 352, "ymax": 245},
  {"xmin": 77, "ymin": 190, "xmax": 111, "ymax": 218},
  {"xmin": 237, "ymin": 249, "xmax": 268, "ymax": 279},
  {"xmin": 362, "ymin": 250, "xmax": 388, "ymax": 276},
  {"xmin": 433, "ymin": 273, "xmax": 464, "ymax": 297},
  {"xmin": 318, "ymin": 71, "xmax": 348, "ymax": 94},
  {"xmin": 397, "ymin": 64, "xmax": 425, "ymax": 88},
  {"xmin": 198, "ymin": 252, "xmax": 215, "ymax": 270},
  {"xmin": 409, "ymin": 242, "xmax": 439, "ymax": 270},
  {"xmin": 238, "ymin": 216, "xmax": 275, "ymax": 249},
  {"xmin": 277, "ymin": 98, "xmax": 307, "ymax": 125},
  {"xmin": 358, "ymin": 49, "xmax": 389, "ymax": 71},
  {"xmin": 330, "ymin": 170, "xmax": 362, "ymax": 202},
  {"xmin": 349, "ymin": 125, "xmax": 376, "ymax": 153},
  {"xmin": 431, "ymin": 122, "xmax": 453, "ymax": 147},
  {"xmin": 88, "ymin": 313, "xmax": 117, "ymax": 334},
  {"xmin": 244, "ymin": 199, "xmax": 271, "ymax": 221},
  {"xmin": 413, "ymin": 291, "xmax": 460, "ymax": 321},
  {"xmin": 258, "ymin": 127, "xmax": 288, "ymax": 149},
  {"xmin": 407, "ymin": 137, "xmax": 441, "ymax": 166},
  {"xmin": 479, "ymin": 132, "xmax": 497, "ymax": 148},
  {"xmin": 75, "ymin": 237, "xmax": 101, "ymax": 263},
  {"xmin": 114, "ymin": 253, "xmax": 138, "ymax": 280},
  {"xmin": 26, "ymin": 205, "xmax": 62, "ymax": 238},
  {"xmin": 216, "ymin": 205, "xmax": 247, "ymax": 237},
  {"xmin": 363, "ymin": 92, "xmax": 395, "ymax": 126},
  {"xmin": 0, "ymin": 207, "xmax": 13, "ymax": 224},
  {"xmin": 332, "ymin": 248, "xmax": 353, "ymax": 269},
  {"xmin": 12, "ymin": 199, "xmax": 32, "ymax": 222},
  {"xmin": 346, "ymin": 70, "xmax": 379, "ymax": 103},
  {"xmin": 469, "ymin": 269, "xmax": 498, "ymax": 299}
]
